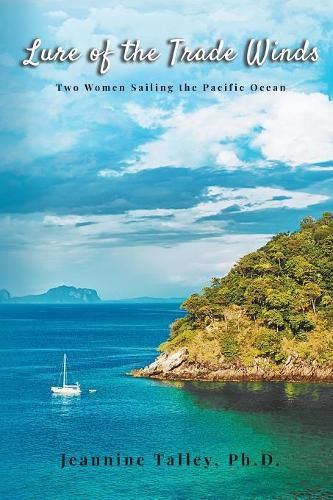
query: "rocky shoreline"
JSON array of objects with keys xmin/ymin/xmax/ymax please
[{"xmin": 130, "ymin": 348, "xmax": 333, "ymax": 382}]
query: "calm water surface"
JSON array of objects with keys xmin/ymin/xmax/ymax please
[{"xmin": 0, "ymin": 304, "xmax": 332, "ymax": 499}]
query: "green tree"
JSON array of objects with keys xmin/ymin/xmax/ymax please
[
  {"xmin": 262, "ymin": 309, "xmax": 285, "ymax": 332},
  {"xmin": 303, "ymin": 282, "xmax": 322, "ymax": 313},
  {"xmin": 161, "ymin": 213, "xmax": 333, "ymax": 371}
]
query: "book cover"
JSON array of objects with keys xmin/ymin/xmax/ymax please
[{"xmin": 0, "ymin": 1, "xmax": 332, "ymax": 498}]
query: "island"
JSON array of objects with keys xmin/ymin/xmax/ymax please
[
  {"xmin": 0, "ymin": 286, "xmax": 184, "ymax": 305},
  {"xmin": 1, "ymin": 285, "xmax": 101, "ymax": 304},
  {"xmin": 132, "ymin": 213, "xmax": 333, "ymax": 382}
]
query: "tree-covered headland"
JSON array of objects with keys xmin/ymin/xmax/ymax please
[{"xmin": 160, "ymin": 214, "xmax": 333, "ymax": 375}]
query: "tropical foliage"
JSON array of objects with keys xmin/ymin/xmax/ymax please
[{"xmin": 160, "ymin": 213, "xmax": 333, "ymax": 368}]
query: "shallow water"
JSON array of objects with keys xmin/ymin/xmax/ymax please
[{"xmin": 0, "ymin": 304, "xmax": 332, "ymax": 499}]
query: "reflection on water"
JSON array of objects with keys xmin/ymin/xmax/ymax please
[
  {"xmin": 51, "ymin": 393, "xmax": 82, "ymax": 417},
  {"xmin": 160, "ymin": 380, "xmax": 333, "ymax": 434},
  {"xmin": 179, "ymin": 381, "xmax": 332, "ymax": 412}
]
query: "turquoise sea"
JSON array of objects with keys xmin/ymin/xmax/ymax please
[{"xmin": 0, "ymin": 303, "xmax": 332, "ymax": 499}]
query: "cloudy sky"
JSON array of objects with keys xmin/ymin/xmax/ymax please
[{"xmin": 1, "ymin": 0, "xmax": 333, "ymax": 298}]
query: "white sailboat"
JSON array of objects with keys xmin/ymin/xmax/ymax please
[{"xmin": 51, "ymin": 353, "xmax": 81, "ymax": 395}]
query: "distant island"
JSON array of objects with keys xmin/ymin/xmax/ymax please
[
  {"xmin": 0, "ymin": 286, "xmax": 184, "ymax": 305},
  {"xmin": 0, "ymin": 285, "xmax": 101, "ymax": 304},
  {"xmin": 132, "ymin": 213, "xmax": 333, "ymax": 382}
]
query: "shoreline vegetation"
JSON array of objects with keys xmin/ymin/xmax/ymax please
[{"xmin": 132, "ymin": 214, "xmax": 333, "ymax": 383}]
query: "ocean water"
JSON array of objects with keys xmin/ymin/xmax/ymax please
[{"xmin": 0, "ymin": 303, "xmax": 332, "ymax": 500}]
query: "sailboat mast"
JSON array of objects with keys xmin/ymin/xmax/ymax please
[{"xmin": 63, "ymin": 353, "xmax": 67, "ymax": 387}]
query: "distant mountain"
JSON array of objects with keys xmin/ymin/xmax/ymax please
[
  {"xmin": 0, "ymin": 289, "xmax": 10, "ymax": 302},
  {"xmin": 11, "ymin": 285, "xmax": 101, "ymax": 304},
  {"xmin": 0, "ymin": 287, "xmax": 184, "ymax": 304},
  {"xmin": 108, "ymin": 296, "xmax": 185, "ymax": 304}
]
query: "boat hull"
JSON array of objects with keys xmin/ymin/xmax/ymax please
[{"xmin": 51, "ymin": 386, "xmax": 81, "ymax": 395}]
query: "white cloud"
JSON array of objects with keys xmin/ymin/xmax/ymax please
[
  {"xmin": 44, "ymin": 215, "xmax": 90, "ymax": 227},
  {"xmin": 215, "ymin": 149, "xmax": 244, "ymax": 167},
  {"xmin": 307, "ymin": 165, "xmax": 333, "ymax": 172},
  {"xmin": 0, "ymin": 85, "xmax": 86, "ymax": 164},
  {"xmin": 123, "ymin": 91, "xmax": 333, "ymax": 173},
  {"xmin": 5, "ymin": 2, "xmax": 332, "ymax": 170},
  {"xmin": 4, "ymin": 0, "xmax": 332, "ymax": 298},
  {"xmin": 205, "ymin": 186, "xmax": 328, "ymax": 211},
  {"xmin": 1, "ymin": 183, "xmax": 327, "ymax": 297},
  {"xmin": 97, "ymin": 169, "xmax": 123, "ymax": 178},
  {"xmin": 38, "ymin": 186, "xmax": 327, "ymax": 245},
  {"xmin": 252, "ymin": 92, "xmax": 333, "ymax": 166},
  {"xmin": 33, "ymin": 0, "xmax": 333, "ymax": 87},
  {"xmin": 124, "ymin": 101, "xmax": 251, "ymax": 172},
  {"xmin": 43, "ymin": 1, "xmax": 333, "ymax": 49},
  {"xmin": 129, "ymin": 186, "xmax": 328, "ymax": 231},
  {"xmin": 125, "ymin": 103, "xmax": 171, "ymax": 129},
  {"xmin": 47, "ymin": 10, "xmax": 69, "ymax": 20},
  {"xmin": 0, "ymin": 224, "xmax": 272, "ymax": 298}
]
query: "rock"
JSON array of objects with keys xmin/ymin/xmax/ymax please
[
  {"xmin": 11, "ymin": 285, "xmax": 101, "ymax": 304},
  {"xmin": 140, "ymin": 348, "xmax": 188, "ymax": 376},
  {"xmin": 45, "ymin": 286, "xmax": 101, "ymax": 303},
  {"xmin": 285, "ymin": 355, "xmax": 292, "ymax": 366},
  {"xmin": 131, "ymin": 351, "xmax": 333, "ymax": 382}
]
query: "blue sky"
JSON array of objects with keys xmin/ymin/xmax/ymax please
[{"xmin": 1, "ymin": 0, "xmax": 333, "ymax": 298}]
